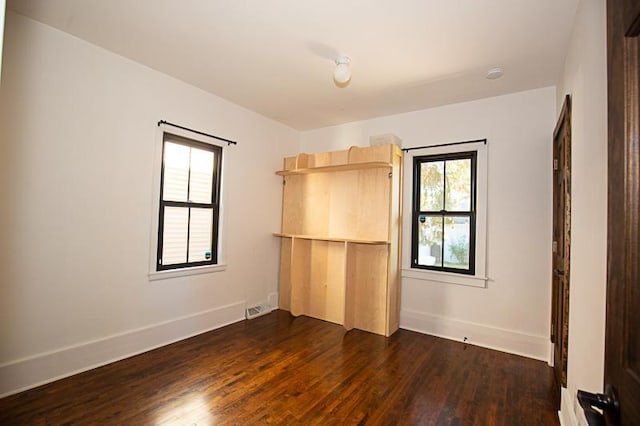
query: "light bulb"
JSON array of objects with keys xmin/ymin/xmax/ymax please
[{"xmin": 334, "ymin": 57, "xmax": 351, "ymax": 84}]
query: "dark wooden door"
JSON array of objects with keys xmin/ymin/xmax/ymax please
[
  {"xmin": 552, "ymin": 95, "xmax": 571, "ymax": 396},
  {"xmin": 605, "ymin": 0, "xmax": 640, "ymax": 423}
]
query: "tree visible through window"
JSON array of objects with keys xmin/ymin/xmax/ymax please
[
  {"xmin": 412, "ymin": 151, "xmax": 476, "ymax": 274},
  {"xmin": 157, "ymin": 133, "xmax": 222, "ymax": 270}
]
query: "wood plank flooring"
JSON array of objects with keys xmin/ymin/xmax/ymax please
[{"xmin": 0, "ymin": 310, "xmax": 559, "ymax": 425}]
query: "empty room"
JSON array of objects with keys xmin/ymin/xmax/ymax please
[{"xmin": 0, "ymin": 1, "xmax": 637, "ymax": 425}]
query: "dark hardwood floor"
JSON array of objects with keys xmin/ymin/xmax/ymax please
[{"xmin": 0, "ymin": 310, "xmax": 558, "ymax": 425}]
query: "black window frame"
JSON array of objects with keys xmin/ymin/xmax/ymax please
[
  {"xmin": 156, "ymin": 132, "xmax": 222, "ymax": 271},
  {"xmin": 411, "ymin": 150, "xmax": 477, "ymax": 275}
]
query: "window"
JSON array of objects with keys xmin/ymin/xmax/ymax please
[
  {"xmin": 156, "ymin": 133, "xmax": 222, "ymax": 271},
  {"xmin": 412, "ymin": 151, "xmax": 476, "ymax": 275}
]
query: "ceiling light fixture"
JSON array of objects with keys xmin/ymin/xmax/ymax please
[
  {"xmin": 486, "ymin": 67, "xmax": 504, "ymax": 80},
  {"xmin": 334, "ymin": 56, "xmax": 352, "ymax": 85}
]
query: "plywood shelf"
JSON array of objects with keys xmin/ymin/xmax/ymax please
[
  {"xmin": 273, "ymin": 232, "xmax": 390, "ymax": 245},
  {"xmin": 276, "ymin": 161, "xmax": 392, "ymax": 176},
  {"xmin": 276, "ymin": 144, "xmax": 403, "ymax": 337}
]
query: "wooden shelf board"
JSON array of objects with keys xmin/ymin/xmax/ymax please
[
  {"xmin": 276, "ymin": 161, "xmax": 392, "ymax": 176},
  {"xmin": 273, "ymin": 232, "xmax": 390, "ymax": 245}
]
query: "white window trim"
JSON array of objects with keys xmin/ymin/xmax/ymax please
[
  {"xmin": 401, "ymin": 140, "xmax": 488, "ymax": 288},
  {"xmin": 148, "ymin": 263, "xmax": 227, "ymax": 281},
  {"xmin": 148, "ymin": 123, "xmax": 228, "ymax": 281}
]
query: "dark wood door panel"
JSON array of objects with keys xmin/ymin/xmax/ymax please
[{"xmin": 606, "ymin": 0, "xmax": 640, "ymax": 423}]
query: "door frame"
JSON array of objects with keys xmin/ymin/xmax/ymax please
[{"xmin": 551, "ymin": 94, "xmax": 571, "ymax": 393}]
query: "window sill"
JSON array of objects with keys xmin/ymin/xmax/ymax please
[
  {"xmin": 148, "ymin": 263, "xmax": 227, "ymax": 281},
  {"xmin": 401, "ymin": 268, "xmax": 488, "ymax": 288}
]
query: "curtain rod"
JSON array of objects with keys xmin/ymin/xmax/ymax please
[
  {"xmin": 157, "ymin": 120, "xmax": 238, "ymax": 146},
  {"xmin": 402, "ymin": 138, "xmax": 486, "ymax": 152}
]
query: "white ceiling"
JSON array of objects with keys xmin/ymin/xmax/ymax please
[{"xmin": 7, "ymin": 0, "xmax": 579, "ymax": 131}]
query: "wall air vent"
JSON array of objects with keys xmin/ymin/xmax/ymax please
[{"xmin": 246, "ymin": 303, "xmax": 272, "ymax": 319}]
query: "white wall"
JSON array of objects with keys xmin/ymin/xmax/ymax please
[
  {"xmin": 556, "ymin": 1, "xmax": 608, "ymax": 425},
  {"xmin": 301, "ymin": 87, "xmax": 556, "ymax": 360},
  {"xmin": 0, "ymin": 11, "xmax": 298, "ymax": 396}
]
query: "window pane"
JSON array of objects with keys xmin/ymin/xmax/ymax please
[
  {"xmin": 420, "ymin": 161, "xmax": 444, "ymax": 211},
  {"xmin": 188, "ymin": 208, "xmax": 213, "ymax": 262},
  {"xmin": 445, "ymin": 159, "xmax": 471, "ymax": 211},
  {"xmin": 163, "ymin": 142, "xmax": 190, "ymax": 202},
  {"xmin": 189, "ymin": 148, "xmax": 214, "ymax": 203},
  {"xmin": 417, "ymin": 215, "xmax": 443, "ymax": 267},
  {"xmin": 443, "ymin": 216, "xmax": 470, "ymax": 270},
  {"xmin": 162, "ymin": 207, "xmax": 189, "ymax": 265}
]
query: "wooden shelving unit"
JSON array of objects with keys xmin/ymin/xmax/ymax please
[{"xmin": 275, "ymin": 144, "xmax": 403, "ymax": 337}]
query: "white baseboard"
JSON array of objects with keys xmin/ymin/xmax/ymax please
[
  {"xmin": 0, "ymin": 301, "xmax": 246, "ymax": 398},
  {"xmin": 559, "ymin": 386, "xmax": 579, "ymax": 426},
  {"xmin": 400, "ymin": 308, "xmax": 549, "ymax": 361},
  {"xmin": 268, "ymin": 292, "xmax": 279, "ymax": 310}
]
